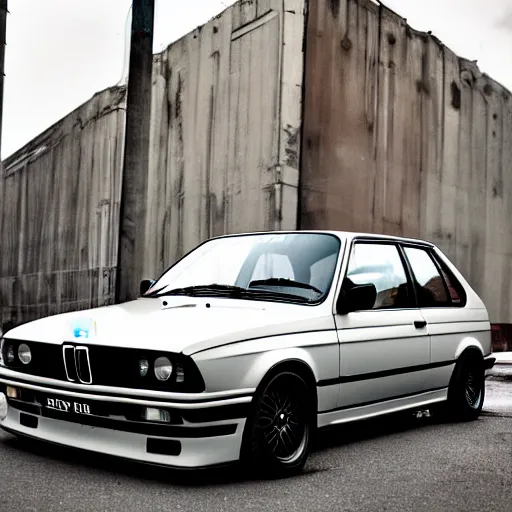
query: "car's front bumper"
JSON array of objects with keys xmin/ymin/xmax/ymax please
[{"xmin": 0, "ymin": 373, "xmax": 254, "ymax": 469}]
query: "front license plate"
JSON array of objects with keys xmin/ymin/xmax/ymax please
[{"xmin": 46, "ymin": 397, "xmax": 93, "ymax": 416}]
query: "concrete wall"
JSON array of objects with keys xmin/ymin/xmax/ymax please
[
  {"xmin": 0, "ymin": 0, "xmax": 306, "ymax": 328},
  {"xmin": 300, "ymin": 0, "xmax": 512, "ymax": 324},
  {"xmin": 0, "ymin": 87, "xmax": 125, "ymax": 328},
  {"xmin": 2, "ymin": 0, "xmax": 511, "ymax": 331},
  {"xmin": 142, "ymin": 0, "xmax": 305, "ymax": 279}
]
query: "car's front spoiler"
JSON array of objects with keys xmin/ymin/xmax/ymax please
[
  {"xmin": 1, "ymin": 408, "xmax": 246, "ymax": 468},
  {"xmin": 1, "ymin": 425, "xmax": 240, "ymax": 472}
]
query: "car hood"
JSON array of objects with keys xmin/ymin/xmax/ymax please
[{"xmin": 4, "ymin": 296, "xmax": 333, "ymax": 355}]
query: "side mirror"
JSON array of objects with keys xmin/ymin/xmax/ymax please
[
  {"xmin": 140, "ymin": 279, "xmax": 155, "ymax": 296},
  {"xmin": 336, "ymin": 283, "xmax": 377, "ymax": 315}
]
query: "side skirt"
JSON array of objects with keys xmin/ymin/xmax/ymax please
[{"xmin": 317, "ymin": 388, "xmax": 448, "ymax": 428}]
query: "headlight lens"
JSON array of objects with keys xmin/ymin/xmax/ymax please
[
  {"xmin": 18, "ymin": 344, "xmax": 32, "ymax": 365},
  {"xmin": 132, "ymin": 351, "xmax": 204, "ymax": 391},
  {"xmin": 154, "ymin": 356, "xmax": 173, "ymax": 381},
  {"xmin": 175, "ymin": 362, "xmax": 185, "ymax": 383}
]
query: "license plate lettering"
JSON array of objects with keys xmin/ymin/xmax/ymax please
[
  {"xmin": 73, "ymin": 402, "xmax": 91, "ymax": 415},
  {"xmin": 47, "ymin": 398, "xmax": 71, "ymax": 412},
  {"xmin": 46, "ymin": 397, "xmax": 91, "ymax": 415}
]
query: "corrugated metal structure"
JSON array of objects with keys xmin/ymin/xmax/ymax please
[
  {"xmin": 300, "ymin": 0, "xmax": 512, "ymax": 324},
  {"xmin": 1, "ymin": 0, "xmax": 512, "ymax": 333}
]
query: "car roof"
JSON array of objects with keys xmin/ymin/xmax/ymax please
[{"xmin": 211, "ymin": 230, "xmax": 435, "ymax": 247}]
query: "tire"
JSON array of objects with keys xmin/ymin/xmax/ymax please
[
  {"xmin": 241, "ymin": 370, "xmax": 315, "ymax": 478},
  {"xmin": 447, "ymin": 353, "xmax": 485, "ymax": 422}
]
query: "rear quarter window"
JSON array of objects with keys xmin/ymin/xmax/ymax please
[{"xmin": 404, "ymin": 246, "xmax": 466, "ymax": 308}]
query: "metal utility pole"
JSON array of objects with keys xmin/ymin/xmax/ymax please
[
  {"xmin": 116, "ymin": 0, "xmax": 155, "ymax": 303},
  {"xmin": 0, "ymin": 0, "xmax": 7, "ymax": 162}
]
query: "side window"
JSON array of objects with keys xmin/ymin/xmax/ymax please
[
  {"xmin": 432, "ymin": 252, "xmax": 466, "ymax": 306},
  {"xmin": 345, "ymin": 243, "xmax": 413, "ymax": 310},
  {"xmin": 403, "ymin": 247, "xmax": 451, "ymax": 307}
]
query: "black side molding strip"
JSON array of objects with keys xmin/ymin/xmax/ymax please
[
  {"xmin": 319, "ymin": 386, "xmax": 449, "ymax": 414},
  {"xmin": 317, "ymin": 360, "xmax": 456, "ymax": 387}
]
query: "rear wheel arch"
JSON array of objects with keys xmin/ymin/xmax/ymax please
[
  {"xmin": 446, "ymin": 346, "xmax": 485, "ymax": 421},
  {"xmin": 454, "ymin": 340, "xmax": 485, "ymax": 361},
  {"xmin": 455, "ymin": 346, "xmax": 484, "ymax": 366},
  {"xmin": 449, "ymin": 346, "xmax": 484, "ymax": 388}
]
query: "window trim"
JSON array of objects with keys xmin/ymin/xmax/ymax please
[
  {"xmin": 396, "ymin": 244, "xmax": 420, "ymax": 307},
  {"xmin": 339, "ymin": 238, "xmax": 419, "ymax": 312}
]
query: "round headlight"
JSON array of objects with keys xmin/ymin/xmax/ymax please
[
  {"xmin": 18, "ymin": 344, "xmax": 32, "ymax": 365},
  {"xmin": 139, "ymin": 358, "xmax": 149, "ymax": 377},
  {"xmin": 154, "ymin": 357, "xmax": 173, "ymax": 381}
]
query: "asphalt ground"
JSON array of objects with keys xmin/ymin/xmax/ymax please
[{"xmin": 0, "ymin": 366, "xmax": 510, "ymax": 512}]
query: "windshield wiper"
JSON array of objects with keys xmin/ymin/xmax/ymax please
[
  {"xmin": 152, "ymin": 283, "xmax": 313, "ymax": 304},
  {"xmin": 248, "ymin": 278, "xmax": 323, "ymax": 295},
  {"xmin": 154, "ymin": 284, "xmax": 246, "ymax": 298}
]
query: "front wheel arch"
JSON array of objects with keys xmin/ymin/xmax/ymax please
[
  {"xmin": 257, "ymin": 359, "xmax": 318, "ymax": 411},
  {"xmin": 240, "ymin": 361, "xmax": 318, "ymax": 477}
]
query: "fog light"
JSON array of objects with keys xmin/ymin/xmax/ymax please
[
  {"xmin": 144, "ymin": 407, "xmax": 171, "ymax": 423},
  {"xmin": 6, "ymin": 386, "xmax": 18, "ymax": 399},
  {"xmin": 0, "ymin": 393, "xmax": 7, "ymax": 421}
]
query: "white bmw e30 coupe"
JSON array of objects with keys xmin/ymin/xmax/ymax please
[{"xmin": 0, "ymin": 231, "xmax": 496, "ymax": 477}]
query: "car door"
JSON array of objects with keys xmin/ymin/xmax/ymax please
[{"xmin": 334, "ymin": 239, "xmax": 430, "ymax": 411}]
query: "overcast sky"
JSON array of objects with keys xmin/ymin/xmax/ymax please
[{"xmin": 3, "ymin": 0, "xmax": 512, "ymax": 159}]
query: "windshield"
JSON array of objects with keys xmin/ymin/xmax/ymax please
[{"xmin": 146, "ymin": 233, "xmax": 342, "ymax": 304}]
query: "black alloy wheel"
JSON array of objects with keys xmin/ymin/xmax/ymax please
[
  {"xmin": 242, "ymin": 371, "xmax": 314, "ymax": 478},
  {"xmin": 447, "ymin": 353, "xmax": 485, "ymax": 422}
]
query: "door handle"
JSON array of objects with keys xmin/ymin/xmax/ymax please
[{"xmin": 414, "ymin": 320, "xmax": 427, "ymax": 329}]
